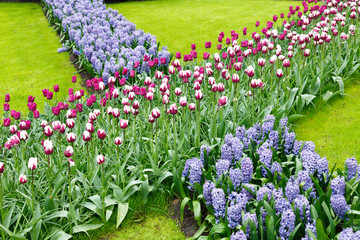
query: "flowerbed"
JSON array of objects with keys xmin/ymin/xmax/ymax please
[
  {"xmin": 181, "ymin": 115, "xmax": 360, "ymax": 239},
  {"xmin": 42, "ymin": 0, "xmax": 170, "ymax": 84},
  {"xmin": 0, "ymin": 0, "xmax": 360, "ymax": 239}
]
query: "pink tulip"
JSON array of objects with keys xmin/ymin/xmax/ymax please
[
  {"xmin": 44, "ymin": 126, "xmax": 53, "ymax": 137},
  {"xmin": 28, "ymin": 157, "xmax": 38, "ymax": 170},
  {"xmin": 123, "ymin": 105, "xmax": 131, "ymax": 115},
  {"xmin": 83, "ymin": 131, "xmax": 91, "ymax": 142},
  {"xmin": 3, "ymin": 103, "xmax": 10, "ymax": 112},
  {"xmin": 304, "ymin": 49, "xmax": 310, "ymax": 57},
  {"xmin": 174, "ymin": 88, "xmax": 182, "ymax": 96},
  {"xmin": 96, "ymin": 154, "xmax": 105, "ymax": 165},
  {"xmin": 66, "ymin": 132, "xmax": 76, "ymax": 143},
  {"xmin": 179, "ymin": 96, "xmax": 187, "ymax": 107},
  {"xmin": 97, "ymin": 129, "xmax": 106, "ymax": 140},
  {"xmin": 258, "ymin": 58, "xmax": 266, "ymax": 67},
  {"xmin": 232, "ymin": 74, "xmax": 240, "ymax": 83},
  {"xmin": 112, "ymin": 108, "xmax": 120, "ymax": 118},
  {"xmin": 68, "ymin": 158, "xmax": 75, "ymax": 167},
  {"xmin": 218, "ymin": 96, "xmax": 228, "ymax": 106},
  {"xmin": 18, "ymin": 130, "xmax": 28, "ymax": 141},
  {"xmin": 114, "ymin": 137, "xmax": 122, "ymax": 145},
  {"xmin": 162, "ymin": 95, "xmax": 169, "ymax": 105},
  {"xmin": 64, "ymin": 146, "xmax": 74, "ymax": 158},
  {"xmin": 169, "ymin": 104, "xmax": 178, "ymax": 115},
  {"xmin": 283, "ymin": 59, "xmax": 291, "ymax": 68},
  {"xmin": 33, "ymin": 110, "xmax": 40, "ymax": 119},
  {"xmin": 19, "ymin": 174, "xmax": 27, "ymax": 184},
  {"xmin": 148, "ymin": 115, "xmax": 155, "ymax": 123},
  {"xmin": 0, "ymin": 162, "xmax": 4, "ymax": 174},
  {"xmin": 10, "ymin": 125, "xmax": 17, "ymax": 134},
  {"xmin": 151, "ymin": 108, "xmax": 161, "ymax": 119},
  {"xmin": 218, "ymin": 83, "xmax": 225, "ymax": 92},
  {"xmin": 86, "ymin": 123, "xmax": 95, "ymax": 133},
  {"xmin": 195, "ymin": 90, "xmax": 203, "ymax": 100},
  {"xmin": 44, "ymin": 139, "xmax": 53, "ymax": 155},
  {"xmin": 119, "ymin": 119, "xmax": 129, "ymax": 129},
  {"xmin": 276, "ymin": 69, "xmax": 284, "ymax": 78},
  {"xmin": 5, "ymin": 94, "xmax": 10, "ymax": 102},
  {"xmin": 66, "ymin": 119, "xmax": 75, "ymax": 129},
  {"xmin": 71, "ymin": 76, "xmax": 77, "ymax": 83}
]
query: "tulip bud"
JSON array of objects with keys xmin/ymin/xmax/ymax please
[
  {"xmin": 232, "ymin": 74, "xmax": 240, "ymax": 83},
  {"xmin": 44, "ymin": 126, "xmax": 53, "ymax": 137},
  {"xmin": 148, "ymin": 115, "xmax": 155, "ymax": 123},
  {"xmin": 218, "ymin": 96, "xmax": 228, "ymax": 106},
  {"xmin": 123, "ymin": 105, "xmax": 131, "ymax": 115},
  {"xmin": 151, "ymin": 108, "xmax": 161, "ymax": 119},
  {"xmin": 193, "ymin": 82, "xmax": 201, "ymax": 90},
  {"xmin": 68, "ymin": 158, "xmax": 75, "ymax": 167},
  {"xmin": 112, "ymin": 108, "xmax": 120, "ymax": 118},
  {"xmin": 107, "ymin": 107, "xmax": 113, "ymax": 116},
  {"xmin": 19, "ymin": 174, "xmax": 27, "ymax": 184},
  {"xmin": 0, "ymin": 162, "xmax": 4, "ymax": 174},
  {"xmin": 96, "ymin": 154, "xmax": 105, "ymax": 165},
  {"xmin": 179, "ymin": 96, "xmax": 187, "ymax": 107},
  {"xmin": 169, "ymin": 104, "xmax": 178, "ymax": 115},
  {"xmin": 66, "ymin": 119, "xmax": 75, "ymax": 129},
  {"xmin": 114, "ymin": 137, "xmax": 122, "ymax": 145},
  {"xmin": 195, "ymin": 90, "xmax": 203, "ymax": 100},
  {"xmin": 28, "ymin": 157, "xmax": 38, "ymax": 170},
  {"xmin": 18, "ymin": 130, "xmax": 28, "ymax": 141},
  {"xmin": 174, "ymin": 88, "xmax": 182, "ymax": 96},
  {"xmin": 218, "ymin": 83, "xmax": 225, "ymax": 92},
  {"xmin": 86, "ymin": 123, "xmax": 95, "ymax": 133},
  {"xmin": 304, "ymin": 49, "xmax": 310, "ymax": 57},
  {"xmin": 64, "ymin": 146, "xmax": 74, "ymax": 158},
  {"xmin": 119, "ymin": 119, "xmax": 129, "ymax": 129},
  {"xmin": 283, "ymin": 59, "xmax": 290, "ymax": 68},
  {"xmin": 276, "ymin": 69, "xmax": 284, "ymax": 78},
  {"xmin": 67, "ymin": 132, "xmax": 77, "ymax": 143},
  {"xmin": 83, "ymin": 130, "xmax": 91, "ymax": 141},
  {"xmin": 132, "ymin": 100, "xmax": 140, "ymax": 109},
  {"xmin": 97, "ymin": 129, "xmax": 106, "ymax": 140},
  {"xmin": 44, "ymin": 139, "xmax": 53, "ymax": 155},
  {"xmin": 10, "ymin": 125, "xmax": 17, "ymax": 134},
  {"xmin": 189, "ymin": 103, "xmax": 196, "ymax": 111}
]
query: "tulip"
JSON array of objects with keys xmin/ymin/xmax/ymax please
[
  {"xmin": 83, "ymin": 130, "xmax": 91, "ymax": 142},
  {"xmin": 114, "ymin": 137, "xmax": 122, "ymax": 145},
  {"xmin": 276, "ymin": 69, "xmax": 284, "ymax": 78},
  {"xmin": 67, "ymin": 132, "xmax": 77, "ymax": 143},
  {"xmin": 232, "ymin": 74, "xmax": 240, "ymax": 83},
  {"xmin": 245, "ymin": 66, "xmax": 255, "ymax": 77},
  {"xmin": 54, "ymin": 85, "xmax": 59, "ymax": 92},
  {"xmin": 194, "ymin": 82, "xmax": 201, "ymax": 90},
  {"xmin": 304, "ymin": 49, "xmax": 310, "ymax": 57},
  {"xmin": 68, "ymin": 158, "xmax": 75, "ymax": 167},
  {"xmin": 18, "ymin": 130, "xmax": 28, "ymax": 141},
  {"xmin": 19, "ymin": 174, "xmax": 27, "ymax": 184},
  {"xmin": 283, "ymin": 59, "xmax": 291, "ymax": 68},
  {"xmin": 123, "ymin": 105, "xmax": 131, "ymax": 115},
  {"xmin": 28, "ymin": 157, "xmax": 38, "ymax": 170},
  {"xmin": 0, "ymin": 162, "xmax": 4, "ymax": 174},
  {"xmin": 112, "ymin": 108, "xmax": 120, "ymax": 118},
  {"xmin": 71, "ymin": 76, "xmax": 77, "ymax": 83},
  {"xmin": 119, "ymin": 119, "xmax": 129, "ymax": 129},
  {"xmin": 66, "ymin": 119, "xmax": 75, "ymax": 129},
  {"xmin": 64, "ymin": 146, "xmax": 74, "ymax": 158},
  {"xmin": 218, "ymin": 96, "xmax": 228, "ymax": 106},
  {"xmin": 151, "ymin": 108, "xmax": 161, "ymax": 119},
  {"xmin": 4, "ymin": 94, "xmax": 10, "ymax": 102},
  {"xmin": 205, "ymin": 42, "xmax": 211, "ymax": 48},
  {"xmin": 234, "ymin": 62, "xmax": 242, "ymax": 71},
  {"xmin": 33, "ymin": 110, "xmax": 40, "ymax": 119},
  {"xmin": 258, "ymin": 58, "xmax": 266, "ymax": 67},
  {"xmin": 169, "ymin": 104, "xmax": 178, "ymax": 115},
  {"xmin": 10, "ymin": 125, "xmax": 17, "ymax": 134},
  {"xmin": 97, "ymin": 129, "xmax": 106, "ymax": 140},
  {"xmin": 44, "ymin": 126, "xmax": 53, "ymax": 137},
  {"xmin": 218, "ymin": 83, "xmax": 225, "ymax": 92},
  {"xmin": 86, "ymin": 123, "xmax": 95, "ymax": 133},
  {"xmin": 189, "ymin": 103, "xmax": 196, "ymax": 111},
  {"xmin": 44, "ymin": 139, "xmax": 53, "ymax": 155},
  {"xmin": 179, "ymin": 96, "xmax": 187, "ymax": 107},
  {"xmin": 3, "ymin": 103, "xmax": 9, "ymax": 112},
  {"xmin": 41, "ymin": 121, "xmax": 48, "ymax": 128},
  {"xmin": 96, "ymin": 154, "xmax": 105, "ymax": 165},
  {"xmin": 107, "ymin": 107, "xmax": 113, "ymax": 116},
  {"xmin": 148, "ymin": 115, "xmax": 155, "ymax": 123},
  {"xmin": 174, "ymin": 88, "xmax": 182, "ymax": 96},
  {"xmin": 195, "ymin": 90, "xmax": 203, "ymax": 100}
]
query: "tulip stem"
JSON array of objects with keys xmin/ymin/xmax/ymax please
[
  {"xmin": 195, "ymin": 100, "xmax": 200, "ymax": 148},
  {"xmin": 101, "ymin": 164, "xmax": 106, "ymax": 223},
  {"xmin": 68, "ymin": 163, "xmax": 72, "ymax": 231},
  {"xmin": 31, "ymin": 170, "xmax": 34, "ymax": 217},
  {"xmin": 172, "ymin": 116, "xmax": 177, "ymax": 168},
  {"xmin": 0, "ymin": 177, "xmax": 5, "ymax": 240}
]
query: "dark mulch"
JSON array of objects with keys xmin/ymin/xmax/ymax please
[
  {"xmin": 69, "ymin": 53, "xmax": 95, "ymax": 89},
  {"xmin": 168, "ymin": 198, "xmax": 201, "ymax": 238}
]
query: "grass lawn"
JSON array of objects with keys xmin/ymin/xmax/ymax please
[
  {"xmin": 0, "ymin": 3, "xmax": 80, "ymax": 115},
  {"xmin": 108, "ymin": 0, "xmax": 297, "ymax": 56},
  {"xmin": 294, "ymin": 78, "xmax": 360, "ymax": 169}
]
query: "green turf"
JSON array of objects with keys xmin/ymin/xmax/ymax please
[
  {"xmin": 294, "ymin": 79, "xmax": 360, "ymax": 169},
  {"xmin": 0, "ymin": 3, "xmax": 80, "ymax": 115},
  {"xmin": 108, "ymin": 0, "xmax": 296, "ymax": 57}
]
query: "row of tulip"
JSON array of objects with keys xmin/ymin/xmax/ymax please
[
  {"xmin": 180, "ymin": 116, "xmax": 360, "ymax": 240},
  {"xmin": 0, "ymin": 0, "xmax": 360, "ymax": 238},
  {"xmin": 42, "ymin": 0, "xmax": 170, "ymax": 84}
]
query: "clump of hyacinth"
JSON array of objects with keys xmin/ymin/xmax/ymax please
[
  {"xmin": 229, "ymin": 168, "xmax": 241, "ymax": 189},
  {"xmin": 268, "ymin": 130, "xmax": 279, "ymax": 150},
  {"xmin": 211, "ymin": 188, "xmax": 226, "ymax": 221},
  {"xmin": 331, "ymin": 176, "xmax": 346, "ymax": 195},
  {"xmin": 256, "ymin": 185, "xmax": 272, "ymax": 202},
  {"xmin": 235, "ymin": 126, "xmax": 246, "ymax": 143},
  {"xmin": 279, "ymin": 208, "xmax": 296, "ymax": 240},
  {"xmin": 284, "ymin": 132, "xmax": 296, "ymax": 154},
  {"xmin": 275, "ymin": 197, "xmax": 291, "ymax": 215},
  {"xmin": 221, "ymin": 136, "xmax": 243, "ymax": 164},
  {"xmin": 301, "ymin": 150, "xmax": 317, "ymax": 175},
  {"xmin": 317, "ymin": 157, "xmax": 329, "ymax": 179},
  {"xmin": 257, "ymin": 147, "xmax": 272, "ymax": 177},
  {"xmin": 292, "ymin": 140, "xmax": 303, "ymax": 155},
  {"xmin": 296, "ymin": 170, "xmax": 316, "ymax": 199},
  {"xmin": 301, "ymin": 222, "xmax": 317, "ymax": 240},
  {"xmin": 200, "ymin": 145, "xmax": 211, "ymax": 163},
  {"xmin": 285, "ymin": 178, "xmax": 300, "ymax": 203},
  {"xmin": 240, "ymin": 157, "xmax": 253, "ymax": 183},
  {"xmin": 331, "ymin": 194, "xmax": 349, "ymax": 218},
  {"xmin": 203, "ymin": 181, "xmax": 215, "ymax": 206},
  {"xmin": 216, "ymin": 159, "xmax": 230, "ymax": 178},
  {"xmin": 262, "ymin": 115, "xmax": 275, "ymax": 136},
  {"xmin": 338, "ymin": 228, "xmax": 360, "ymax": 239},
  {"xmin": 345, "ymin": 157, "xmax": 358, "ymax": 179},
  {"xmin": 271, "ymin": 161, "xmax": 282, "ymax": 177},
  {"xmin": 241, "ymin": 183, "xmax": 255, "ymax": 200},
  {"xmin": 293, "ymin": 195, "xmax": 310, "ymax": 221},
  {"xmin": 230, "ymin": 230, "xmax": 247, "ymax": 240},
  {"xmin": 182, "ymin": 158, "xmax": 203, "ymax": 189},
  {"xmin": 227, "ymin": 203, "xmax": 243, "ymax": 229},
  {"xmin": 242, "ymin": 212, "xmax": 258, "ymax": 237}
]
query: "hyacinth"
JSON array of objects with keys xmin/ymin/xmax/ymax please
[
  {"xmin": 331, "ymin": 194, "xmax": 349, "ymax": 218},
  {"xmin": 296, "ymin": 170, "xmax": 314, "ymax": 192},
  {"xmin": 240, "ymin": 157, "xmax": 253, "ymax": 183},
  {"xmin": 242, "ymin": 212, "xmax": 258, "ymax": 237},
  {"xmin": 211, "ymin": 188, "xmax": 226, "ymax": 220},
  {"xmin": 244, "ymin": 127, "xmax": 259, "ymax": 149},
  {"xmin": 301, "ymin": 150, "xmax": 318, "ymax": 175},
  {"xmin": 272, "ymin": 188, "xmax": 284, "ymax": 200},
  {"xmin": 275, "ymin": 197, "xmax": 291, "ymax": 215},
  {"xmin": 302, "ymin": 141, "xmax": 316, "ymax": 152},
  {"xmin": 268, "ymin": 130, "xmax": 279, "ymax": 149},
  {"xmin": 224, "ymin": 133, "xmax": 234, "ymax": 145},
  {"xmin": 182, "ymin": 158, "xmax": 203, "ymax": 189},
  {"xmin": 221, "ymin": 137, "xmax": 243, "ymax": 164},
  {"xmin": 262, "ymin": 115, "xmax": 275, "ymax": 135},
  {"xmin": 292, "ymin": 140, "xmax": 303, "ymax": 155},
  {"xmin": 235, "ymin": 126, "xmax": 246, "ymax": 142},
  {"xmin": 256, "ymin": 186, "xmax": 272, "ymax": 202},
  {"xmin": 203, "ymin": 181, "xmax": 215, "ymax": 206},
  {"xmin": 200, "ymin": 145, "xmax": 211, "ymax": 163},
  {"xmin": 293, "ymin": 195, "xmax": 310, "ymax": 220},
  {"xmin": 285, "ymin": 179, "xmax": 299, "ymax": 203},
  {"xmin": 258, "ymin": 147, "xmax": 273, "ymax": 176},
  {"xmin": 221, "ymin": 144, "xmax": 233, "ymax": 162},
  {"xmin": 227, "ymin": 203, "xmax": 243, "ymax": 229},
  {"xmin": 241, "ymin": 183, "xmax": 255, "ymax": 200},
  {"xmin": 279, "ymin": 209, "xmax": 296, "ymax": 240},
  {"xmin": 229, "ymin": 168, "xmax": 241, "ymax": 189},
  {"xmin": 331, "ymin": 176, "xmax": 346, "ymax": 195},
  {"xmin": 284, "ymin": 132, "xmax": 296, "ymax": 154},
  {"xmin": 216, "ymin": 159, "xmax": 230, "ymax": 178},
  {"xmin": 279, "ymin": 117, "xmax": 288, "ymax": 133},
  {"xmin": 317, "ymin": 157, "xmax": 329, "ymax": 179},
  {"xmin": 302, "ymin": 222, "xmax": 317, "ymax": 240},
  {"xmin": 230, "ymin": 230, "xmax": 247, "ymax": 240},
  {"xmin": 271, "ymin": 161, "xmax": 282, "ymax": 176},
  {"xmin": 345, "ymin": 157, "xmax": 358, "ymax": 179},
  {"xmin": 338, "ymin": 228, "xmax": 359, "ymax": 240}
]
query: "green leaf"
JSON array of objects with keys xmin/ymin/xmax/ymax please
[
  {"xmin": 116, "ymin": 202, "xmax": 129, "ymax": 228},
  {"xmin": 209, "ymin": 223, "xmax": 227, "ymax": 237},
  {"xmin": 72, "ymin": 224, "xmax": 103, "ymax": 235},
  {"xmin": 193, "ymin": 200, "xmax": 201, "ymax": 225},
  {"xmin": 289, "ymin": 223, "xmax": 301, "ymax": 240},
  {"xmin": 50, "ymin": 230, "xmax": 72, "ymax": 240},
  {"xmin": 266, "ymin": 216, "xmax": 275, "ymax": 240},
  {"xmin": 180, "ymin": 197, "xmax": 190, "ymax": 222},
  {"xmin": 315, "ymin": 218, "xmax": 329, "ymax": 240}
]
